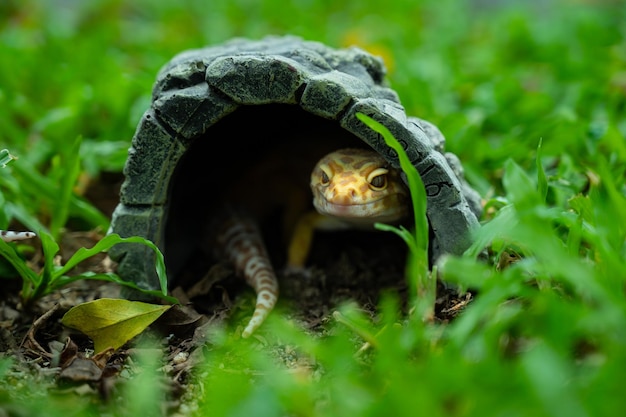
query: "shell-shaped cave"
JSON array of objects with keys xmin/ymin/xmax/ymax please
[{"xmin": 108, "ymin": 35, "xmax": 481, "ymax": 291}]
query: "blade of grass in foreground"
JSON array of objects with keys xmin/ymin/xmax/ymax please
[
  {"xmin": 16, "ymin": 232, "xmax": 175, "ymax": 305},
  {"xmin": 8, "ymin": 161, "xmax": 110, "ymax": 232},
  {"xmin": 356, "ymin": 112, "xmax": 433, "ymax": 319},
  {"xmin": 54, "ymin": 233, "xmax": 171, "ymax": 297},
  {"xmin": 0, "ymin": 239, "xmax": 40, "ymax": 284},
  {"xmin": 0, "ymin": 149, "xmax": 16, "ymax": 168},
  {"xmin": 49, "ymin": 135, "xmax": 83, "ymax": 240}
]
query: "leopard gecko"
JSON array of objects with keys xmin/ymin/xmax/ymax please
[{"xmin": 210, "ymin": 147, "xmax": 410, "ymax": 338}]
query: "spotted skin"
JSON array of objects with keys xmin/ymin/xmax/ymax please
[
  {"xmin": 310, "ymin": 148, "xmax": 409, "ymax": 226},
  {"xmin": 287, "ymin": 148, "xmax": 409, "ymax": 268},
  {"xmin": 1, "ymin": 230, "xmax": 36, "ymax": 242},
  {"xmin": 212, "ymin": 208, "xmax": 279, "ymax": 338},
  {"xmin": 215, "ymin": 147, "xmax": 409, "ymax": 338}
]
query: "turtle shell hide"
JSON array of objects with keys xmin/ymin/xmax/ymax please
[{"xmin": 108, "ymin": 35, "xmax": 482, "ymax": 291}]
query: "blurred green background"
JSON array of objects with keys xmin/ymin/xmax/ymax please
[
  {"xmin": 1, "ymin": 1, "xmax": 626, "ymax": 416},
  {"xmin": 2, "ymin": 0, "xmax": 623, "ymax": 199}
]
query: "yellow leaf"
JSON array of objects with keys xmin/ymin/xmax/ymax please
[{"xmin": 61, "ymin": 298, "xmax": 172, "ymax": 353}]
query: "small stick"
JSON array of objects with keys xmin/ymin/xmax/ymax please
[
  {"xmin": 21, "ymin": 304, "xmax": 60, "ymax": 360},
  {"xmin": 1, "ymin": 230, "xmax": 37, "ymax": 242}
]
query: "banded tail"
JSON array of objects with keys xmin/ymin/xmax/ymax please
[{"xmin": 213, "ymin": 208, "xmax": 279, "ymax": 338}]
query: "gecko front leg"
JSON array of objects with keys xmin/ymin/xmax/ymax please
[{"xmin": 287, "ymin": 147, "xmax": 410, "ymax": 269}]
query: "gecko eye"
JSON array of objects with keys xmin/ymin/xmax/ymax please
[
  {"xmin": 320, "ymin": 168, "xmax": 331, "ymax": 185},
  {"xmin": 368, "ymin": 168, "xmax": 388, "ymax": 190}
]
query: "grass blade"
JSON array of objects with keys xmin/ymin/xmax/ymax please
[
  {"xmin": 27, "ymin": 231, "xmax": 61, "ymax": 302},
  {"xmin": 0, "ymin": 149, "xmax": 16, "ymax": 168},
  {"xmin": 536, "ymin": 138, "xmax": 548, "ymax": 204},
  {"xmin": 53, "ymin": 271, "xmax": 179, "ymax": 304},
  {"xmin": 0, "ymin": 239, "xmax": 39, "ymax": 285},
  {"xmin": 9, "ymin": 161, "xmax": 110, "ymax": 231},
  {"xmin": 49, "ymin": 135, "xmax": 83, "ymax": 239},
  {"xmin": 53, "ymin": 233, "xmax": 169, "ymax": 297},
  {"xmin": 356, "ymin": 112, "xmax": 431, "ymax": 317}
]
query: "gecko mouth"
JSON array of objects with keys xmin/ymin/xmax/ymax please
[{"xmin": 314, "ymin": 195, "xmax": 408, "ymax": 224}]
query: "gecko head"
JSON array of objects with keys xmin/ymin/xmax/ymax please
[{"xmin": 310, "ymin": 148, "xmax": 410, "ymax": 226}]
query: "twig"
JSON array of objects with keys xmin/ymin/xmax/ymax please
[{"xmin": 20, "ymin": 304, "xmax": 60, "ymax": 359}]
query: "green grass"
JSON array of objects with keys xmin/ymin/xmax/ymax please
[
  {"xmin": 0, "ymin": 151, "xmax": 170, "ymax": 306},
  {"xmin": 356, "ymin": 112, "xmax": 435, "ymax": 321},
  {"xmin": 0, "ymin": 230, "xmax": 172, "ymax": 305},
  {"xmin": 1, "ymin": 0, "xmax": 626, "ymax": 416}
]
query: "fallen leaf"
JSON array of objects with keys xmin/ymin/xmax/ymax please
[
  {"xmin": 22, "ymin": 304, "xmax": 61, "ymax": 360},
  {"xmin": 58, "ymin": 357, "xmax": 103, "ymax": 382},
  {"xmin": 92, "ymin": 347, "xmax": 116, "ymax": 369},
  {"xmin": 57, "ymin": 338, "xmax": 79, "ymax": 369},
  {"xmin": 151, "ymin": 304, "xmax": 208, "ymax": 339},
  {"xmin": 61, "ymin": 298, "xmax": 172, "ymax": 353}
]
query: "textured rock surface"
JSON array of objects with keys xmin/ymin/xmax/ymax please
[{"xmin": 109, "ymin": 35, "xmax": 482, "ymax": 291}]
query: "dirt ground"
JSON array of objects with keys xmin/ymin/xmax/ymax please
[{"xmin": 0, "ymin": 174, "xmax": 472, "ymax": 414}]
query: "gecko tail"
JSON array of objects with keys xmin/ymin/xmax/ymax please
[
  {"xmin": 241, "ymin": 281, "xmax": 278, "ymax": 338},
  {"xmin": 213, "ymin": 208, "xmax": 279, "ymax": 338}
]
